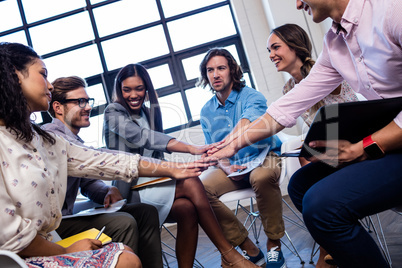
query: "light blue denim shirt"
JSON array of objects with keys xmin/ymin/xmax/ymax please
[{"xmin": 200, "ymin": 86, "xmax": 281, "ymax": 166}]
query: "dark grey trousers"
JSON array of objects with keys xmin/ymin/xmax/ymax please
[{"xmin": 57, "ymin": 203, "xmax": 163, "ymax": 268}]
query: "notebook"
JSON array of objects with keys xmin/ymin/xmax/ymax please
[
  {"xmin": 55, "ymin": 228, "xmax": 112, "ymax": 247},
  {"xmin": 298, "ymin": 97, "xmax": 402, "ymax": 158}
]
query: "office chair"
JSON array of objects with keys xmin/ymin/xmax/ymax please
[{"xmin": 0, "ymin": 250, "xmax": 28, "ymax": 268}]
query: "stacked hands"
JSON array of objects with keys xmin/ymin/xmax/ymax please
[
  {"xmin": 140, "ymin": 141, "xmax": 226, "ymax": 179},
  {"xmin": 199, "ymin": 128, "xmax": 243, "ymax": 162},
  {"xmin": 197, "ymin": 130, "xmax": 366, "ymax": 169},
  {"xmin": 161, "ymin": 160, "xmax": 217, "ymax": 179}
]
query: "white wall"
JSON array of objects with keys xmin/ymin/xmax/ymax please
[{"xmin": 231, "ymin": 0, "xmax": 331, "ymax": 106}]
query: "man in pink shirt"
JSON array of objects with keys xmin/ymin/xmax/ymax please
[{"xmin": 205, "ymin": 0, "xmax": 402, "ymax": 267}]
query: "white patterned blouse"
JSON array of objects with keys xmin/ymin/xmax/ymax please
[{"xmin": 0, "ymin": 126, "xmax": 140, "ymax": 253}]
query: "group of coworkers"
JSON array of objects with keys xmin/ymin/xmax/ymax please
[{"xmin": 0, "ymin": 0, "xmax": 401, "ymax": 268}]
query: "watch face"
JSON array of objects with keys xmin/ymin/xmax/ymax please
[{"xmin": 364, "ymin": 143, "xmax": 385, "ymax": 159}]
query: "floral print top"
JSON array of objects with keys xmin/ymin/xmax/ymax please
[
  {"xmin": 283, "ymin": 78, "xmax": 359, "ymax": 126},
  {"xmin": 0, "ymin": 126, "xmax": 140, "ymax": 253}
]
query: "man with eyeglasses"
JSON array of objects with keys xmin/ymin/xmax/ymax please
[{"xmin": 42, "ymin": 76, "xmax": 163, "ymax": 268}]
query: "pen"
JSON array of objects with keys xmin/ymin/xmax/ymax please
[{"xmin": 95, "ymin": 226, "xmax": 106, "ymax": 240}]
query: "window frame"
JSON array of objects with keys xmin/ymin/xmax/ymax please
[{"xmin": 1, "ymin": 0, "xmax": 253, "ymax": 134}]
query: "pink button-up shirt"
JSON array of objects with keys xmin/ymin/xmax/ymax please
[{"xmin": 268, "ymin": 0, "xmax": 402, "ymax": 129}]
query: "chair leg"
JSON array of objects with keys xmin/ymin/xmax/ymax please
[
  {"xmin": 235, "ymin": 197, "xmax": 305, "ymax": 264},
  {"xmin": 281, "ymin": 197, "xmax": 308, "ymax": 264},
  {"xmin": 280, "ymin": 230, "xmax": 305, "ymax": 264},
  {"xmin": 161, "ymin": 244, "xmax": 172, "ymax": 268},
  {"xmin": 282, "ymin": 198, "xmax": 307, "ymax": 231},
  {"xmin": 160, "ymin": 224, "xmax": 205, "ymax": 268},
  {"xmin": 363, "ymin": 215, "xmax": 392, "ymax": 267},
  {"xmin": 309, "ymin": 241, "xmax": 319, "ymax": 264},
  {"xmin": 249, "ymin": 198, "xmax": 261, "ymax": 244},
  {"xmin": 236, "ymin": 198, "xmax": 262, "ymax": 244}
]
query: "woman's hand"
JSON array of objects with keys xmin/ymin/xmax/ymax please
[
  {"xmin": 187, "ymin": 141, "xmax": 224, "ymax": 155},
  {"xmin": 167, "ymin": 160, "xmax": 217, "ymax": 179},
  {"xmin": 65, "ymin": 239, "xmax": 103, "ymax": 254},
  {"xmin": 138, "ymin": 157, "xmax": 216, "ymax": 178},
  {"xmin": 307, "ymin": 139, "xmax": 366, "ymax": 167}
]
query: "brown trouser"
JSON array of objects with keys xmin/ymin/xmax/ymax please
[{"xmin": 200, "ymin": 152, "xmax": 285, "ymax": 246}]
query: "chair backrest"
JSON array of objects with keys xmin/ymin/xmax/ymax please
[
  {"xmin": 0, "ymin": 250, "xmax": 28, "ymax": 268},
  {"xmin": 276, "ymin": 132, "xmax": 303, "ymax": 188},
  {"xmin": 50, "ymin": 230, "xmax": 62, "ymax": 243}
]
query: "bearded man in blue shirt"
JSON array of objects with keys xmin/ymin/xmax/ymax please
[{"xmin": 198, "ymin": 48, "xmax": 286, "ymax": 268}]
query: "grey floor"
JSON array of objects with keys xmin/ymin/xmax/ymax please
[{"xmin": 160, "ymin": 195, "xmax": 402, "ymax": 268}]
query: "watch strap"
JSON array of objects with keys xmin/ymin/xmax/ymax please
[
  {"xmin": 363, "ymin": 135, "xmax": 385, "ymax": 158},
  {"xmin": 363, "ymin": 135, "xmax": 375, "ymax": 148}
]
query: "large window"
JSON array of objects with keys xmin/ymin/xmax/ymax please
[{"xmin": 0, "ymin": 0, "xmax": 252, "ymax": 147}]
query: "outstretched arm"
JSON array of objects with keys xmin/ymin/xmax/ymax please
[
  {"xmin": 138, "ymin": 156, "xmax": 216, "ymax": 179},
  {"xmin": 18, "ymin": 234, "xmax": 102, "ymax": 258},
  {"xmin": 166, "ymin": 138, "xmax": 222, "ymax": 155},
  {"xmin": 204, "ymin": 112, "xmax": 284, "ymax": 160},
  {"xmin": 214, "ymin": 118, "xmax": 253, "ymax": 150}
]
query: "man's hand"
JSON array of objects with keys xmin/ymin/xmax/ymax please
[
  {"xmin": 206, "ymin": 133, "xmax": 240, "ymax": 156},
  {"xmin": 104, "ymin": 186, "xmax": 123, "ymax": 208},
  {"xmin": 201, "ymin": 141, "xmax": 239, "ymax": 162},
  {"xmin": 224, "ymin": 164, "xmax": 247, "ymax": 181},
  {"xmin": 307, "ymin": 140, "xmax": 366, "ymax": 168},
  {"xmin": 215, "ymin": 158, "xmax": 247, "ymax": 181},
  {"xmin": 187, "ymin": 141, "xmax": 224, "ymax": 155}
]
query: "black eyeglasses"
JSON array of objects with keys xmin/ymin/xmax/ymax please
[{"xmin": 60, "ymin": 98, "xmax": 95, "ymax": 108}]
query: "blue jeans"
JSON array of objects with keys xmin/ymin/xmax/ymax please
[{"xmin": 288, "ymin": 152, "xmax": 402, "ymax": 268}]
